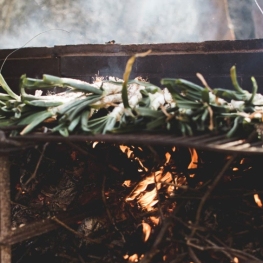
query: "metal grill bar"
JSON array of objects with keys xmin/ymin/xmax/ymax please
[{"xmin": 1, "ymin": 132, "xmax": 263, "ymax": 155}]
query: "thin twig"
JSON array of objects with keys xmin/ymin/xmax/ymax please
[
  {"xmin": 77, "ymin": 254, "xmax": 86, "ymax": 263},
  {"xmin": 15, "ymin": 143, "xmax": 49, "ymax": 201},
  {"xmin": 23, "ymin": 143, "xmax": 49, "ymax": 186},
  {"xmin": 189, "ymin": 154, "xmax": 237, "ymax": 238},
  {"xmin": 204, "ymin": 237, "xmax": 233, "ymax": 260},
  {"xmin": 140, "ymin": 219, "xmax": 172, "ymax": 263},
  {"xmin": 188, "ymin": 247, "xmax": 202, "ymax": 263},
  {"xmin": 101, "ymin": 175, "xmax": 126, "ymax": 243},
  {"xmin": 51, "ymin": 216, "xmax": 82, "ymax": 237},
  {"xmin": 187, "ymin": 237, "xmax": 262, "ymax": 262},
  {"xmin": 51, "ymin": 216, "xmax": 100, "ymax": 244}
]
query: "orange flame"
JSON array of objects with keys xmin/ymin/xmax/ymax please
[
  {"xmin": 120, "ymin": 145, "xmax": 134, "ymax": 158},
  {"xmin": 254, "ymin": 194, "xmax": 263, "ymax": 208},
  {"xmin": 92, "ymin": 141, "xmax": 99, "ymax": 148},
  {"xmin": 165, "ymin": 152, "xmax": 171, "ymax": 164},
  {"xmin": 123, "ymin": 146, "xmax": 176, "ymax": 230},
  {"xmin": 122, "ymin": 180, "xmax": 132, "ymax": 187},
  {"xmin": 141, "ymin": 222, "xmax": 151, "ymax": 242},
  {"xmin": 128, "ymin": 254, "xmax": 139, "ymax": 262},
  {"xmin": 126, "ymin": 170, "xmax": 173, "ymax": 212},
  {"xmin": 120, "ymin": 145, "xmax": 148, "ymax": 172},
  {"xmin": 233, "ymin": 257, "xmax": 239, "ymax": 263},
  {"xmin": 188, "ymin": 148, "xmax": 198, "ymax": 177},
  {"xmin": 150, "ymin": 216, "xmax": 160, "ymax": 226}
]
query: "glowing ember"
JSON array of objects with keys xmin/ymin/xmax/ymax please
[
  {"xmin": 240, "ymin": 158, "xmax": 245, "ymax": 164},
  {"xmin": 128, "ymin": 253, "xmax": 139, "ymax": 262},
  {"xmin": 92, "ymin": 141, "xmax": 99, "ymax": 148},
  {"xmin": 254, "ymin": 194, "xmax": 263, "ymax": 208},
  {"xmin": 233, "ymin": 257, "xmax": 239, "ymax": 263},
  {"xmin": 141, "ymin": 222, "xmax": 151, "ymax": 242},
  {"xmin": 122, "ymin": 180, "xmax": 132, "ymax": 187}
]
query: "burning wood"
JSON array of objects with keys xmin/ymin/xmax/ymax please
[{"xmin": 3, "ymin": 140, "xmax": 262, "ymax": 263}]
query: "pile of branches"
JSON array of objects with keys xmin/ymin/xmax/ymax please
[
  {"xmin": 8, "ymin": 142, "xmax": 263, "ymax": 263},
  {"xmin": 1, "ymin": 51, "xmax": 263, "ymax": 138}
]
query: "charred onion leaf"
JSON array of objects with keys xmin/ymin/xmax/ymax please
[{"xmin": 122, "ymin": 50, "xmax": 152, "ymax": 108}]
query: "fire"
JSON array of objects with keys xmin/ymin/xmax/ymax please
[
  {"xmin": 126, "ymin": 170, "xmax": 173, "ymax": 210},
  {"xmin": 127, "ymin": 253, "xmax": 138, "ymax": 262},
  {"xmin": 120, "ymin": 145, "xmax": 148, "ymax": 172},
  {"xmin": 92, "ymin": 141, "xmax": 99, "ymax": 148},
  {"xmin": 141, "ymin": 222, "xmax": 151, "ymax": 242},
  {"xmin": 233, "ymin": 257, "xmax": 239, "ymax": 263},
  {"xmin": 254, "ymin": 194, "xmax": 263, "ymax": 208},
  {"xmin": 122, "ymin": 145, "xmax": 178, "ymax": 260},
  {"xmin": 149, "ymin": 216, "xmax": 160, "ymax": 226},
  {"xmin": 124, "ymin": 253, "xmax": 144, "ymax": 262},
  {"xmin": 120, "ymin": 145, "xmax": 134, "ymax": 158},
  {"xmin": 188, "ymin": 148, "xmax": 198, "ymax": 177},
  {"xmin": 165, "ymin": 152, "xmax": 171, "ymax": 164},
  {"xmin": 122, "ymin": 180, "xmax": 132, "ymax": 187},
  {"xmin": 138, "ymin": 188, "xmax": 159, "ymax": 208}
]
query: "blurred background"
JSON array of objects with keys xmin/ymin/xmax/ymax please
[{"xmin": 0, "ymin": 0, "xmax": 263, "ymax": 49}]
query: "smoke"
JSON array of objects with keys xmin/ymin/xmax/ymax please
[{"xmin": 0, "ymin": 0, "xmax": 261, "ymax": 49}]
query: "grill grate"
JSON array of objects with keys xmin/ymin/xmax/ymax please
[{"xmin": 1, "ymin": 131, "xmax": 263, "ymax": 155}]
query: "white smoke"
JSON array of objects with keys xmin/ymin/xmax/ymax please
[{"xmin": 0, "ymin": 0, "xmax": 261, "ymax": 49}]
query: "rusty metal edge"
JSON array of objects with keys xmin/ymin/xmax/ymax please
[{"xmin": 1, "ymin": 39, "xmax": 263, "ymax": 60}]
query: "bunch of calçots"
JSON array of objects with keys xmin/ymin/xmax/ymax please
[{"xmin": 1, "ymin": 51, "xmax": 263, "ymax": 138}]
